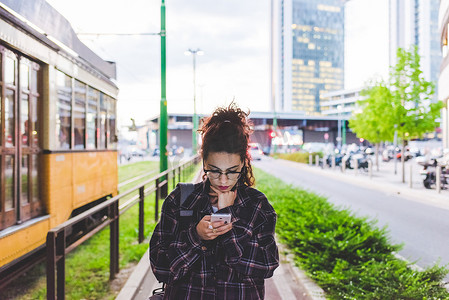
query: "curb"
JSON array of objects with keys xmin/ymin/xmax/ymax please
[
  {"xmin": 277, "ymin": 241, "xmax": 327, "ymax": 299},
  {"xmin": 115, "ymin": 249, "xmax": 152, "ymax": 300}
]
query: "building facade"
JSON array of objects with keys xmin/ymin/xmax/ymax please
[
  {"xmin": 320, "ymin": 88, "xmax": 364, "ymax": 117},
  {"xmin": 390, "ymin": 0, "xmax": 441, "ymax": 101},
  {"xmin": 271, "ymin": 0, "xmax": 346, "ymax": 115},
  {"xmin": 145, "ymin": 112, "xmax": 357, "ymax": 154}
]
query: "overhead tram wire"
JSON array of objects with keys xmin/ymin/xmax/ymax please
[{"xmin": 76, "ymin": 32, "xmax": 160, "ymax": 36}]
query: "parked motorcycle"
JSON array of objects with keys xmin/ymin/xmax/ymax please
[
  {"xmin": 342, "ymin": 152, "xmax": 370, "ymax": 171},
  {"xmin": 418, "ymin": 157, "xmax": 449, "ymax": 189},
  {"xmin": 323, "ymin": 154, "xmax": 344, "ymax": 167},
  {"xmin": 382, "ymin": 146, "xmax": 413, "ymax": 162}
]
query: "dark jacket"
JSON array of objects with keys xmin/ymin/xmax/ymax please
[{"xmin": 149, "ymin": 179, "xmax": 279, "ymax": 299}]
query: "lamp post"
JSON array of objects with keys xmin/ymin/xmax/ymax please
[{"xmin": 185, "ymin": 48, "xmax": 204, "ymax": 154}]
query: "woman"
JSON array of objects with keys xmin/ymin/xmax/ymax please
[{"xmin": 150, "ymin": 103, "xmax": 279, "ymax": 299}]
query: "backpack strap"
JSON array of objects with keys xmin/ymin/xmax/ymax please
[
  {"xmin": 178, "ymin": 183, "xmax": 194, "ymax": 217},
  {"xmin": 154, "ymin": 184, "xmax": 195, "ymax": 289}
]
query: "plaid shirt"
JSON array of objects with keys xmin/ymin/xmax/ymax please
[{"xmin": 149, "ymin": 179, "xmax": 279, "ymax": 299}]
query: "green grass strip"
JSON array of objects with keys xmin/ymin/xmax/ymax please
[{"xmin": 254, "ymin": 167, "xmax": 449, "ymax": 299}]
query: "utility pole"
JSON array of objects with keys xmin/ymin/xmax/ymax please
[
  {"xmin": 185, "ymin": 49, "xmax": 203, "ymax": 154},
  {"xmin": 160, "ymin": 0, "xmax": 168, "ymax": 197}
]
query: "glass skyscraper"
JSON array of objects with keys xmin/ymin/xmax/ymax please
[
  {"xmin": 271, "ymin": 0, "xmax": 346, "ymax": 114},
  {"xmin": 389, "ymin": 0, "xmax": 442, "ymax": 102}
]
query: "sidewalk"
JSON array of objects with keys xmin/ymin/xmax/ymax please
[
  {"xmin": 116, "ymin": 169, "xmax": 326, "ymax": 300},
  {"xmin": 116, "ymin": 246, "xmax": 326, "ymax": 300}
]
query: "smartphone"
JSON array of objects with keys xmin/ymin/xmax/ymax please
[{"xmin": 210, "ymin": 213, "xmax": 232, "ymax": 224}]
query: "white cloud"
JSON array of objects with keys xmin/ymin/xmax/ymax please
[{"xmin": 345, "ymin": 0, "xmax": 390, "ymax": 89}]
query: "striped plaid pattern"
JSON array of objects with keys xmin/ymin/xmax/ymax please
[{"xmin": 149, "ymin": 179, "xmax": 279, "ymax": 299}]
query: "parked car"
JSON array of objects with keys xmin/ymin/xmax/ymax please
[
  {"xmin": 249, "ymin": 143, "xmax": 264, "ymax": 160},
  {"xmin": 129, "ymin": 146, "xmax": 146, "ymax": 157}
]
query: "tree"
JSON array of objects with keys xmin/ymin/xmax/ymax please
[
  {"xmin": 390, "ymin": 46, "xmax": 442, "ymax": 182},
  {"xmin": 349, "ymin": 80, "xmax": 394, "ymax": 170},
  {"xmin": 349, "ymin": 46, "xmax": 442, "ymax": 180}
]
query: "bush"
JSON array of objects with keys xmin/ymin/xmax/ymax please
[
  {"xmin": 275, "ymin": 151, "xmax": 322, "ymax": 164},
  {"xmin": 255, "ymin": 168, "xmax": 449, "ymax": 299}
]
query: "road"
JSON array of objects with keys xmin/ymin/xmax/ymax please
[{"xmin": 254, "ymin": 158, "xmax": 449, "ymax": 278}]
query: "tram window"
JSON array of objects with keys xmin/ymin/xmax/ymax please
[
  {"xmin": 21, "ymin": 94, "xmax": 29, "ymax": 146},
  {"xmin": 107, "ymin": 96, "xmax": 117, "ymax": 149},
  {"xmin": 5, "ymin": 55, "xmax": 15, "ymax": 85},
  {"xmin": 31, "ymin": 66, "xmax": 37, "ymax": 92},
  {"xmin": 31, "ymin": 97, "xmax": 38, "ymax": 147},
  {"xmin": 0, "ymin": 48, "xmax": 42, "ymax": 226},
  {"xmin": 74, "ymin": 80, "xmax": 86, "ymax": 149},
  {"xmin": 87, "ymin": 87, "xmax": 99, "ymax": 149},
  {"xmin": 20, "ymin": 62, "xmax": 29, "ymax": 90},
  {"xmin": 99, "ymin": 93, "xmax": 107, "ymax": 149},
  {"xmin": 31, "ymin": 155, "xmax": 39, "ymax": 203},
  {"xmin": 56, "ymin": 71, "xmax": 71, "ymax": 149},
  {"xmin": 99, "ymin": 111, "xmax": 106, "ymax": 149},
  {"xmin": 5, "ymin": 155, "xmax": 14, "ymax": 210},
  {"xmin": 5, "ymin": 89, "xmax": 15, "ymax": 147},
  {"xmin": 21, "ymin": 155, "xmax": 29, "ymax": 205}
]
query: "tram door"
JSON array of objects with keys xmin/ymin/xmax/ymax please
[{"xmin": 0, "ymin": 47, "xmax": 43, "ymax": 230}]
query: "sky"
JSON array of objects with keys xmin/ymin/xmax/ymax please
[{"xmin": 46, "ymin": 0, "xmax": 389, "ymax": 127}]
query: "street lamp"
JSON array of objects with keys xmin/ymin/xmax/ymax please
[{"xmin": 185, "ymin": 48, "xmax": 204, "ymax": 154}]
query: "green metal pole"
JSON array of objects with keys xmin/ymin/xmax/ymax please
[
  {"xmin": 160, "ymin": 0, "xmax": 168, "ymax": 195},
  {"xmin": 342, "ymin": 119, "xmax": 346, "ymax": 145}
]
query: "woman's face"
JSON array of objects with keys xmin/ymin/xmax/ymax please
[{"xmin": 204, "ymin": 152, "xmax": 243, "ymax": 192}]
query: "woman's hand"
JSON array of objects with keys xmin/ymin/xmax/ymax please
[
  {"xmin": 210, "ymin": 186, "xmax": 237, "ymax": 210},
  {"xmin": 196, "ymin": 215, "xmax": 232, "ymax": 241}
]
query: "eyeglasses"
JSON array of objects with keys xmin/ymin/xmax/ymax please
[{"xmin": 203, "ymin": 168, "xmax": 243, "ymax": 180}]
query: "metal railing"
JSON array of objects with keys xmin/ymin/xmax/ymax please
[{"xmin": 46, "ymin": 155, "xmax": 201, "ymax": 299}]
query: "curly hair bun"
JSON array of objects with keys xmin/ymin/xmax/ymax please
[{"xmin": 198, "ymin": 102, "xmax": 255, "ymax": 186}]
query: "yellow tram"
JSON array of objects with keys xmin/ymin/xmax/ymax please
[{"xmin": 0, "ymin": 0, "xmax": 119, "ymax": 272}]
